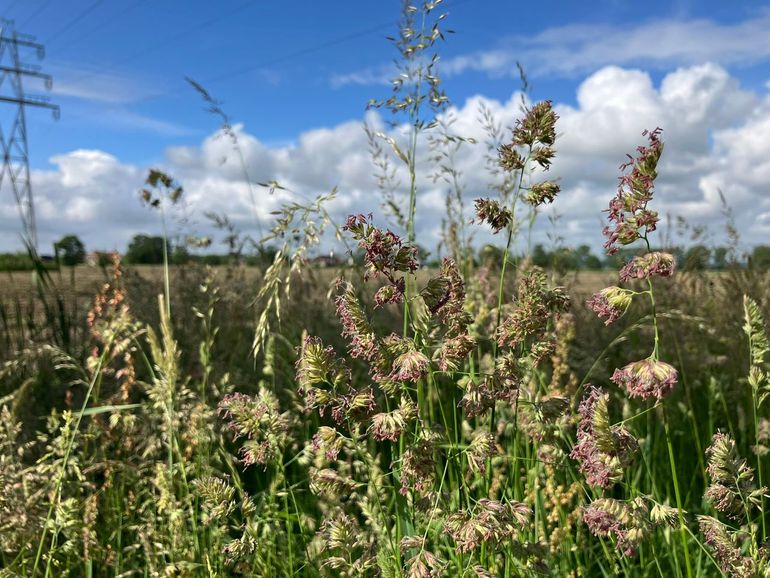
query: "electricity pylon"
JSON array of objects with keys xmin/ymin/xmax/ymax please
[{"xmin": 0, "ymin": 18, "xmax": 58, "ymax": 251}]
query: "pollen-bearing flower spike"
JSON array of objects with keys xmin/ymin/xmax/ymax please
[
  {"xmin": 618, "ymin": 252, "xmax": 676, "ymax": 282},
  {"xmin": 570, "ymin": 385, "xmax": 638, "ymax": 488},
  {"xmin": 611, "ymin": 358, "xmax": 678, "ymax": 400},
  {"xmin": 587, "ymin": 286, "xmax": 634, "ymax": 325},
  {"xmin": 474, "ymin": 198, "xmax": 512, "ymax": 234},
  {"xmin": 603, "ymin": 128, "xmax": 664, "ymax": 255}
]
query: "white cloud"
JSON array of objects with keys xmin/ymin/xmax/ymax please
[
  {"xmin": 330, "ymin": 66, "xmax": 391, "ymax": 88},
  {"xmin": 4, "ymin": 62, "xmax": 770, "ymax": 256},
  {"xmin": 50, "ymin": 63, "xmax": 161, "ymax": 105},
  {"xmin": 337, "ymin": 9, "xmax": 770, "ymax": 86}
]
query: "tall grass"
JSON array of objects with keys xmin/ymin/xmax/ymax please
[{"xmin": 2, "ymin": 2, "xmax": 770, "ymax": 576}]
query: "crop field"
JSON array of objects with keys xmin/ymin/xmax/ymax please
[{"xmin": 2, "ymin": 2, "xmax": 770, "ymax": 578}]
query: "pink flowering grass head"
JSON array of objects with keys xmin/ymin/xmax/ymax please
[
  {"xmin": 474, "ymin": 198, "xmax": 512, "ymax": 234},
  {"xmin": 618, "ymin": 252, "xmax": 676, "ymax": 283},
  {"xmin": 587, "ymin": 286, "xmax": 633, "ymax": 325},
  {"xmin": 603, "ymin": 128, "xmax": 664, "ymax": 255},
  {"xmin": 570, "ymin": 385, "xmax": 638, "ymax": 488},
  {"xmin": 343, "ymin": 213, "xmax": 418, "ymax": 305},
  {"xmin": 611, "ymin": 358, "xmax": 677, "ymax": 400}
]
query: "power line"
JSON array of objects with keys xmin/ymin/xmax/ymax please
[
  {"xmin": 19, "ymin": 1, "xmax": 53, "ymax": 29},
  {"xmin": 53, "ymin": 0, "xmax": 150, "ymax": 54},
  {"xmin": 46, "ymin": 0, "xmax": 105, "ymax": 46},
  {"xmin": 1, "ymin": 0, "xmax": 23, "ymax": 20},
  {"xmin": 44, "ymin": 0, "xmax": 472, "ymax": 112},
  {"xmin": 203, "ymin": 21, "xmax": 396, "ymax": 85},
  {"xmin": 62, "ymin": 0, "xmax": 258, "ymax": 89},
  {"xmin": 3, "ymin": 0, "xmax": 25, "ymax": 20},
  {"xmin": 202, "ymin": 0, "xmax": 472, "ymax": 85}
]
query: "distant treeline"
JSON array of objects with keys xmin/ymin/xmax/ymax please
[
  {"xmin": 2, "ymin": 234, "xmax": 770, "ymax": 272},
  {"xmin": 512, "ymin": 243, "xmax": 770, "ymax": 272}
]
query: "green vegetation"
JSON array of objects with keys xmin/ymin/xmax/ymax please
[
  {"xmin": 53, "ymin": 234, "xmax": 85, "ymax": 267},
  {"xmin": 2, "ymin": 3, "xmax": 770, "ymax": 577}
]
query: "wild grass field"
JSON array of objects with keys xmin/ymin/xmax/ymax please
[{"xmin": 3, "ymin": 2, "xmax": 770, "ymax": 577}]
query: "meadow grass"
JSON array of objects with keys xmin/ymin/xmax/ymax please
[{"xmin": 2, "ymin": 2, "xmax": 770, "ymax": 576}]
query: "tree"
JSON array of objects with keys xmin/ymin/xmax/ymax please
[
  {"xmin": 125, "ymin": 234, "xmax": 168, "ymax": 265},
  {"xmin": 712, "ymin": 246, "xmax": 729, "ymax": 270},
  {"xmin": 683, "ymin": 244, "xmax": 710, "ymax": 271},
  {"xmin": 532, "ymin": 244, "xmax": 550, "ymax": 268},
  {"xmin": 751, "ymin": 245, "xmax": 770, "ymax": 269},
  {"xmin": 54, "ymin": 235, "xmax": 85, "ymax": 266}
]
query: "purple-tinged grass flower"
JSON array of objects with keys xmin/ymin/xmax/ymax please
[
  {"xmin": 458, "ymin": 376, "xmax": 498, "ymax": 418},
  {"xmin": 444, "ymin": 499, "xmax": 531, "ymax": 554},
  {"xmin": 570, "ymin": 386, "xmax": 637, "ymax": 488},
  {"xmin": 587, "ymin": 286, "xmax": 634, "ymax": 325},
  {"xmin": 603, "ymin": 128, "xmax": 664, "ymax": 255},
  {"xmin": 474, "ymin": 198, "xmax": 512, "ymax": 234},
  {"xmin": 343, "ymin": 213, "xmax": 418, "ymax": 305},
  {"xmin": 218, "ymin": 388, "xmax": 290, "ymax": 467},
  {"xmin": 582, "ymin": 498, "xmax": 651, "ymax": 556},
  {"xmin": 530, "ymin": 147, "xmax": 556, "ymax": 170},
  {"xmin": 373, "ymin": 281, "xmax": 405, "ymax": 307},
  {"xmin": 611, "ymin": 358, "xmax": 677, "ymax": 400},
  {"xmin": 335, "ymin": 281, "xmax": 380, "ymax": 362},
  {"xmin": 400, "ymin": 430, "xmax": 439, "ymax": 495},
  {"xmin": 421, "ymin": 258, "xmax": 476, "ymax": 371},
  {"xmin": 391, "ymin": 347, "xmax": 430, "ymax": 383},
  {"xmin": 618, "ymin": 252, "xmax": 676, "ymax": 282},
  {"xmin": 510, "ymin": 100, "xmax": 558, "ymax": 148},
  {"xmin": 312, "ymin": 426, "xmax": 345, "ymax": 462},
  {"xmin": 697, "ymin": 515, "xmax": 754, "ymax": 577},
  {"xmin": 498, "ymin": 143, "xmax": 526, "ymax": 172},
  {"xmin": 466, "ymin": 432, "xmax": 497, "ymax": 474},
  {"xmin": 527, "ymin": 181, "xmax": 560, "ymax": 206},
  {"xmin": 496, "ymin": 269, "xmax": 569, "ymax": 350},
  {"xmin": 401, "ymin": 536, "xmax": 446, "ymax": 578},
  {"xmin": 704, "ymin": 432, "xmax": 766, "ymax": 520},
  {"xmin": 435, "ymin": 334, "xmax": 475, "ymax": 373},
  {"xmin": 368, "ymin": 397, "xmax": 417, "ymax": 442},
  {"xmin": 344, "ymin": 213, "xmax": 419, "ymax": 276}
]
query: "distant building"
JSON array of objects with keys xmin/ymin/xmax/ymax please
[
  {"xmin": 86, "ymin": 251, "xmax": 115, "ymax": 267},
  {"xmin": 309, "ymin": 254, "xmax": 341, "ymax": 268}
]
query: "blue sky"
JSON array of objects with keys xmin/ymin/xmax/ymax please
[{"xmin": 1, "ymin": 0, "xmax": 770, "ymax": 253}]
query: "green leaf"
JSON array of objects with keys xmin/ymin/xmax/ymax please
[{"xmin": 78, "ymin": 404, "xmax": 141, "ymax": 417}]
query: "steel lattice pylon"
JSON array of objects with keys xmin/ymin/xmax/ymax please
[{"xmin": 0, "ymin": 18, "xmax": 58, "ymax": 250}]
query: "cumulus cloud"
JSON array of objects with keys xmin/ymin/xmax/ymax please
[
  {"xmin": 3, "ymin": 62, "xmax": 769, "ymax": 256},
  {"xmin": 50, "ymin": 63, "xmax": 162, "ymax": 105},
  {"xmin": 335, "ymin": 9, "xmax": 770, "ymax": 87},
  {"xmin": 445, "ymin": 9, "xmax": 770, "ymax": 78}
]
